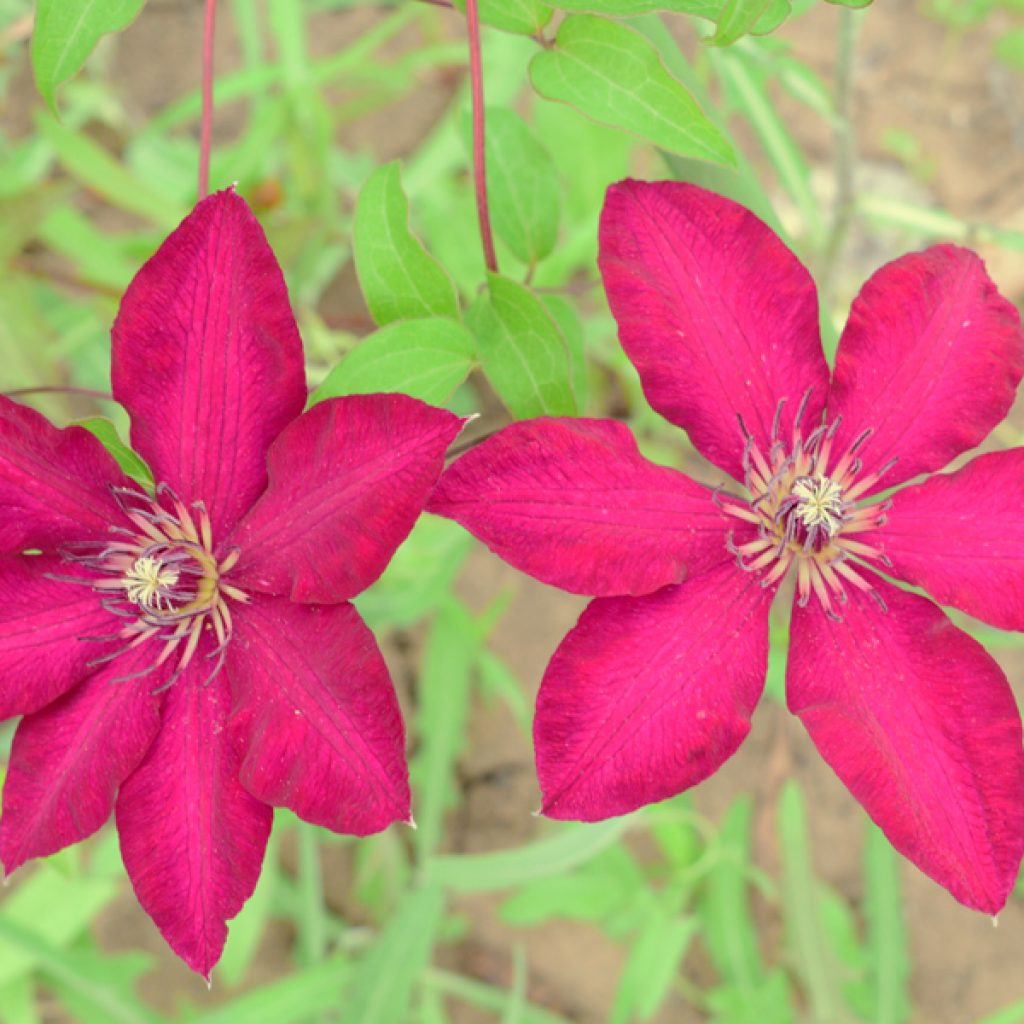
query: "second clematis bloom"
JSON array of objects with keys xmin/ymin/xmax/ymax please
[
  {"xmin": 429, "ymin": 179, "xmax": 1024, "ymax": 914},
  {"xmin": 0, "ymin": 190, "xmax": 463, "ymax": 976}
]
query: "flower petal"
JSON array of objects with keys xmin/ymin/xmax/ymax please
[
  {"xmin": 428, "ymin": 417, "xmax": 728, "ymax": 596},
  {"xmin": 827, "ymin": 246, "xmax": 1024, "ymax": 490},
  {"xmin": 112, "ymin": 190, "xmax": 307, "ymax": 538},
  {"xmin": 536, "ymin": 562, "xmax": 773, "ymax": 821},
  {"xmin": 0, "ymin": 555, "xmax": 119, "ymax": 721},
  {"xmin": 787, "ymin": 575, "xmax": 1024, "ymax": 913},
  {"xmin": 0, "ymin": 653, "xmax": 162, "ymax": 875},
  {"xmin": 598, "ymin": 179, "xmax": 828, "ymax": 482},
  {"xmin": 0, "ymin": 397, "xmax": 124, "ymax": 551},
  {"xmin": 877, "ymin": 449, "xmax": 1024, "ymax": 631},
  {"xmin": 227, "ymin": 394, "xmax": 463, "ymax": 603},
  {"xmin": 227, "ymin": 595, "xmax": 410, "ymax": 835},
  {"xmin": 116, "ymin": 668, "xmax": 272, "ymax": 978}
]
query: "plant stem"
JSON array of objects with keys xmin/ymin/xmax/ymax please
[
  {"xmin": 820, "ymin": 7, "xmax": 863, "ymax": 304},
  {"xmin": 199, "ymin": 0, "xmax": 218, "ymax": 199},
  {"xmin": 466, "ymin": 0, "xmax": 498, "ymax": 274},
  {"xmin": 3, "ymin": 386, "xmax": 113, "ymax": 402}
]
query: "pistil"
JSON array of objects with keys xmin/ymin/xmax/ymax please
[
  {"xmin": 52, "ymin": 483, "xmax": 248, "ymax": 688},
  {"xmin": 721, "ymin": 391, "xmax": 893, "ymax": 619}
]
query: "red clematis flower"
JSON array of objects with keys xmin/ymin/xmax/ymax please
[
  {"xmin": 429, "ymin": 179, "xmax": 1024, "ymax": 913},
  {"xmin": 0, "ymin": 190, "xmax": 463, "ymax": 975}
]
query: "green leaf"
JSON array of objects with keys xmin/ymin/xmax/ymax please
[
  {"xmin": 31, "ymin": 0, "xmax": 147, "ymax": 112},
  {"xmin": 864, "ymin": 825, "xmax": 909, "ymax": 1024},
  {"xmin": 183, "ymin": 958, "xmax": 349, "ymax": 1024},
  {"xmin": 0, "ymin": 977, "xmax": 40, "ymax": 1024},
  {"xmin": 468, "ymin": 108, "xmax": 561, "ymax": 266},
  {"xmin": 0, "ymin": 920, "xmax": 157, "ymax": 1024},
  {"xmin": 611, "ymin": 909, "xmax": 698, "ymax": 1023},
  {"xmin": 825, "ymin": 0, "xmax": 872, "ymax": 7},
  {"xmin": 423, "ymin": 970, "xmax": 572, "ymax": 1024},
  {"xmin": 413, "ymin": 600, "xmax": 479, "ymax": 863},
  {"xmin": 996, "ymin": 28, "xmax": 1024, "ymax": 71},
  {"xmin": 469, "ymin": 273, "xmax": 576, "ymax": 419},
  {"xmin": 353, "ymin": 162, "xmax": 460, "ymax": 325},
  {"xmin": 978, "ymin": 1003, "xmax": 1024, "ymax": 1024},
  {"xmin": 777, "ymin": 783, "xmax": 856, "ymax": 1024},
  {"xmin": 425, "ymin": 818, "xmax": 632, "ymax": 892},
  {"xmin": 544, "ymin": 0, "xmax": 788, "ymax": 36},
  {"xmin": 699, "ymin": 798, "xmax": 765, "ymax": 994},
  {"xmin": 355, "ymin": 516, "xmax": 471, "ymax": 630},
  {"xmin": 451, "ymin": 0, "xmax": 553, "ymax": 34},
  {"xmin": 312, "ymin": 318, "xmax": 475, "ymax": 407},
  {"xmin": 344, "ymin": 885, "xmax": 444, "ymax": 1024},
  {"xmin": 539, "ymin": 292, "xmax": 586, "ymax": 407},
  {"xmin": 33, "ymin": 113, "xmax": 182, "ymax": 230},
  {"xmin": 708, "ymin": 0, "xmax": 779, "ymax": 45},
  {"xmin": 0, "ymin": 865, "xmax": 120, "ymax": 987},
  {"xmin": 530, "ymin": 16, "xmax": 734, "ymax": 165},
  {"xmin": 76, "ymin": 418, "xmax": 153, "ymax": 487}
]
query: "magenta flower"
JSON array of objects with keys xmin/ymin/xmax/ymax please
[
  {"xmin": 429, "ymin": 180, "xmax": 1024, "ymax": 912},
  {"xmin": 0, "ymin": 191, "xmax": 463, "ymax": 975}
]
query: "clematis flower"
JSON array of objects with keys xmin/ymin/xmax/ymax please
[
  {"xmin": 428, "ymin": 179, "xmax": 1024, "ymax": 913},
  {"xmin": 0, "ymin": 190, "xmax": 463, "ymax": 975}
]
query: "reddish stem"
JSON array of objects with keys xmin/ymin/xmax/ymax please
[
  {"xmin": 198, "ymin": 0, "xmax": 218, "ymax": 199},
  {"xmin": 466, "ymin": 0, "xmax": 498, "ymax": 274}
]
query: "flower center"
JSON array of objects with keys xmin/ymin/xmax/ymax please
[
  {"xmin": 123, "ymin": 555, "xmax": 180, "ymax": 611},
  {"xmin": 720, "ymin": 391, "xmax": 895, "ymax": 620},
  {"xmin": 55, "ymin": 483, "xmax": 248, "ymax": 688}
]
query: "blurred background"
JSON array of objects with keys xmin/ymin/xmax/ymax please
[{"xmin": 1, "ymin": 0, "xmax": 1024, "ymax": 1021}]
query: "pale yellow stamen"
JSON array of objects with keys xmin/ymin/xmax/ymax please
[
  {"xmin": 123, "ymin": 556, "xmax": 180, "ymax": 611},
  {"xmin": 791, "ymin": 477, "xmax": 844, "ymax": 537}
]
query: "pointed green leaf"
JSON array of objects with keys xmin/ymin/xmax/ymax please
[
  {"xmin": 354, "ymin": 162, "xmax": 460, "ymax": 326},
  {"xmin": 413, "ymin": 600, "xmax": 479, "ymax": 863},
  {"xmin": 708, "ymin": 0, "xmax": 778, "ymax": 45},
  {"xmin": 32, "ymin": 0, "xmax": 147, "ymax": 112},
  {"xmin": 451, "ymin": 0, "xmax": 552, "ymax": 34},
  {"xmin": 425, "ymin": 818, "xmax": 631, "ymax": 892},
  {"xmin": 76, "ymin": 418, "xmax": 153, "ymax": 487},
  {"xmin": 468, "ymin": 108, "xmax": 561, "ymax": 266},
  {"xmin": 864, "ymin": 825, "xmax": 909, "ymax": 1024},
  {"xmin": 544, "ymin": 0, "xmax": 789, "ymax": 37},
  {"xmin": 312, "ymin": 318, "xmax": 475, "ymax": 407},
  {"xmin": 344, "ymin": 886, "xmax": 444, "ymax": 1024},
  {"xmin": 33, "ymin": 113, "xmax": 182, "ymax": 229},
  {"xmin": 530, "ymin": 16, "xmax": 734, "ymax": 165},
  {"xmin": 470, "ymin": 273, "xmax": 576, "ymax": 419},
  {"xmin": 611, "ymin": 908, "xmax": 698, "ymax": 1023}
]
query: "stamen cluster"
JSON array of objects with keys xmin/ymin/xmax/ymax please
[
  {"xmin": 53, "ymin": 483, "xmax": 247, "ymax": 688},
  {"xmin": 722, "ymin": 392, "xmax": 894, "ymax": 619}
]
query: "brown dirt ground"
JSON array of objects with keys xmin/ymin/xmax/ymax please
[{"xmin": 4, "ymin": 0, "xmax": 1024, "ymax": 1021}]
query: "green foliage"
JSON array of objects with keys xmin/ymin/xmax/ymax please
[
  {"xmin": 546, "ymin": 0, "xmax": 791, "ymax": 39},
  {"xmin": 312, "ymin": 318, "xmax": 476, "ymax": 406},
  {"xmin": 467, "ymin": 108, "xmax": 561, "ymax": 266},
  {"xmin": 5, "ymin": 3, "xmax": 1024, "ymax": 1023},
  {"xmin": 77, "ymin": 418, "xmax": 152, "ymax": 487},
  {"xmin": 452, "ymin": 0, "xmax": 553, "ymax": 35},
  {"xmin": 530, "ymin": 15, "xmax": 736, "ymax": 165},
  {"xmin": 31, "ymin": 0, "xmax": 147, "ymax": 112},
  {"xmin": 354, "ymin": 162, "xmax": 460, "ymax": 325},
  {"xmin": 469, "ymin": 272, "xmax": 577, "ymax": 418},
  {"xmin": 343, "ymin": 885, "xmax": 444, "ymax": 1023}
]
